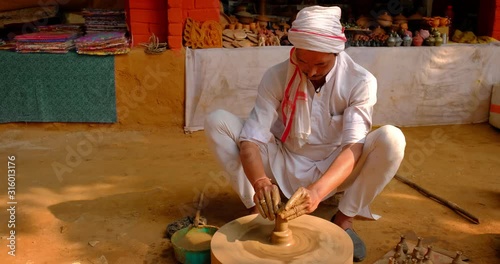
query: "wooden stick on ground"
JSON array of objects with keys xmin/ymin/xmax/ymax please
[{"xmin": 394, "ymin": 174, "xmax": 480, "ymax": 224}]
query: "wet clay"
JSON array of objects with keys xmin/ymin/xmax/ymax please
[
  {"xmin": 271, "ymin": 215, "xmax": 294, "ymax": 246},
  {"xmin": 211, "ymin": 214, "xmax": 353, "ymax": 264},
  {"xmin": 175, "ymin": 229, "xmax": 213, "ymax": 251},
  {"xmin": 241, "ymin": 224, "xmax": 322, "ymax": 261}
]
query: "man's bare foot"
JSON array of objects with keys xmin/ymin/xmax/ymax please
[
  {"xmin": 331, "ymin": 210, "xmax": 353, "ymax": 230},
  {"xmin": 331, "ymin": 210, "xmax": 366, "ymax": 262}
]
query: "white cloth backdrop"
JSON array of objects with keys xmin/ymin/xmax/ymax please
[{"xmin": 185, "ymin": 44, "xmax": 500, "ymax": 132}]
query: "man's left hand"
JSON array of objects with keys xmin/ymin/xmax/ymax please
[{"xmin": 279, "ymin": 187, "xmax": 321, "ymax": 221}]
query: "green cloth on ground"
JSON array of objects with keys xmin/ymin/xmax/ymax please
[{"xmin": 0, "ymin": 51, "xmax": 116, "ymax": 123}]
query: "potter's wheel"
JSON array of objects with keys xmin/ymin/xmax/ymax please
[{"xmin": 211, "ymin": 214, "xmax": 353, "ymax": 264}]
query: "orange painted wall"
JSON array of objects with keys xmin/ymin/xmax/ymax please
[
  {"xmin": 126, "ymin": 0, "xmax": 220, "ymax": 49},
  {"xmin": 494, "ymin": 0, "xmax": 500, "ymax": 39}
]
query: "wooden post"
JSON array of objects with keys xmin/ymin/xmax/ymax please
[{"xmin": 259, "ymin": 0, "xmax": 266, "ymax": 16}]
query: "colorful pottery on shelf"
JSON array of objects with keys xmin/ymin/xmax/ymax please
[
  {"xmin": 434, "ymin": 32, "xmax": 443, "ymax": 46},
  {"xmin": 419, "ymin": 29, "xmax": 430, "ymax": 39},
  {"xmin": 427, "ymin": 17, "xmax": 441, "ymax": 28},
  {"xmin": 412, "ymin": 31, "xmax": 424, "ymax": 46},
  {"xmin": 387, "ymin": 33, "xmax": 396, "ymax": 47},
  {"xmin": 377, "ymin": 12, "xmax": 393, "ymax": 27},
  {"xmin": 403, "ymin": 34, "xmax": 412, "ymax": 46},
  {"xmin": 425, "ymin": 34, "xmax": 436, "ymax": 46},
  {"xmin": 395, "ymin": 34, "xmax": 403, "ymax": 46},
  {"xmin": 439, "ymin": 17, "xmax": 450, "ymax": 26}
]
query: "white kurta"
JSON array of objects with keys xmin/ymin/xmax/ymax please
[
  {"xmin": 239, "ymin": 51, "xmax": 377, "ymax": 198},
  {"xmin": 205, "ymin": 51, "xmax": 405, "ymax": 219}
]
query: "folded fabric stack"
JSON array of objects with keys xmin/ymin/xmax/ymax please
[
  {"xmin": 14, "ymin": 32, "xmax": 78, "ymax": 53},
  {"xmin": 0, "ymin": 40, "xmax": 16, "ymax": 51},
  {"xmin": 74, "ymin": 31, "xmax": 130, "ymax": 55},
  {"xmin": 37, "ymin": 24, "xmax": 84, "ymax": 34},
  {"xmin": 82, "ymin": 9, "xmax": 128, "ymax": 33}
]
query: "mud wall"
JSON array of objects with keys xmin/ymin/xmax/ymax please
[{"xmin": 114, "ymin": 48, "xmax": 186, "ymax": 128}]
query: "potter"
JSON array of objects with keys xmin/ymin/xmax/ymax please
[{"xmin": 205, "ymin": 5, "xmax": 406, "ymax": 263}]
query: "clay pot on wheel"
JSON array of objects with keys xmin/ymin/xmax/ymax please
[{"xmin": 211, "ymin": 214, "xmax": 353, "ymax": 264}]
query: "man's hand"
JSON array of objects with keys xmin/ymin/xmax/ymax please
[
  {"xmin": 252, "ymin": 178, "xmax": 281, "ymax": 221},
  {"xmin": 279, "ymin": 187, "xmax": 321, "ymax": 221}
]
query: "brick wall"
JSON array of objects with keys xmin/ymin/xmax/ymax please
[
  {"xmin": 126, "ymin": 0, "xmax": 220, "ymax": 49},
  {"xmin": 168, "ymin": 0, "xmax": 220, "ymax": 49},
  {"xmin": 128, "ymin": 0, "xmax": 169, "ymax": 45}
]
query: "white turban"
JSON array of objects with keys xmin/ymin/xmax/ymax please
[{"xmin": 288, "ymin": 6, "xmax": 346, "ymax": 53}]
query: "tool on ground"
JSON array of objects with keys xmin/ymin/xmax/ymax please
[
  {"xmin": 165, "ymin": 193, "xmax": 208, "ymax": 238},
  {"xmin": 193, "ymin": 192, "xmax": 204, "ymax": 227},
  {"xmin": 395, "ymin": 174, "xmax": 480, "ymax": 224}
]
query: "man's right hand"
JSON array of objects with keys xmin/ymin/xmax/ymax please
[{"xmin": 252, "ymin": 178, "xmax": 281, "ymax": 221}]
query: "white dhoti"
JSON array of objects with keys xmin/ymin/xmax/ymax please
[{"xmin": 205, "ymin": 109, "xmax": 406, "ymax": 219}]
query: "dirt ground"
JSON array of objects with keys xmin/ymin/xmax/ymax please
[{"xmin": 0, "ymin": 122, "xmax": 498, "ymax": 264}]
